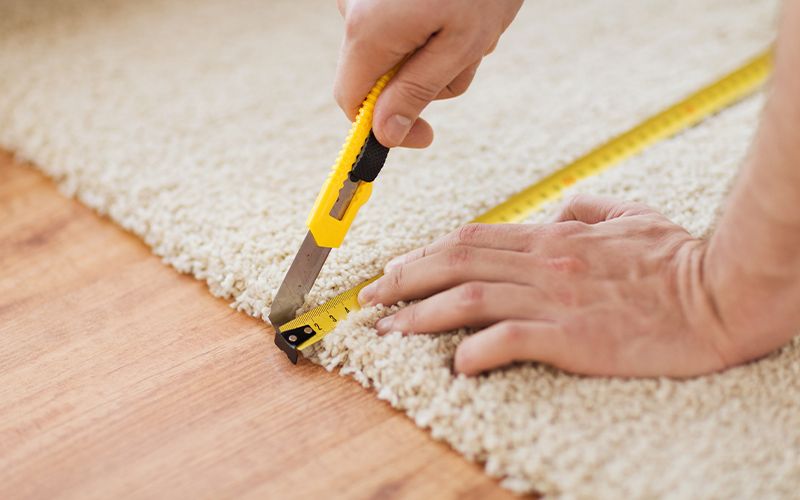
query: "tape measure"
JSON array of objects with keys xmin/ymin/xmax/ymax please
[{"xmin": 276, "ymin": 50, "xmax": 772, "ymax": 353}]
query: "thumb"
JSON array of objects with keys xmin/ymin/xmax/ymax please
[
  {"xmin": 373, "ymin": 32, "xmax": 475, "ymax": 147},
  {"xmin": 554, "ymin": 194, "xmax": 657, "ymax": 224}
]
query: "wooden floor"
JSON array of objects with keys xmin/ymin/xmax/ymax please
[{"xmin": 0, "ymin": 152, "xmax": 517, "ymax": 499}]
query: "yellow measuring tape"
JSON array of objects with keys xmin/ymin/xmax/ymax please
[{"xmin": 279, "ymin": 50, "xmax": 772, "ymax": 351}]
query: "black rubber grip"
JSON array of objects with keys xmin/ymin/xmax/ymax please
[{"xmin": 349, "ymin": 130, "xmax": 389, "ymax": 183}]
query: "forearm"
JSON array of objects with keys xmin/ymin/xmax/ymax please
[{"xmin": 707, "ymin": 0, "xmax": 800, "ymax": 355}]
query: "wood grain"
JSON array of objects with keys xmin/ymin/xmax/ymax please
[{"xmin": 0, "ymin": 152, "xmax": 518, "ymax": 499}]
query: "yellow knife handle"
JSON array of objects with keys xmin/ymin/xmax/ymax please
[{"xmin": 306, "ymin": 67, "xmax": 398, "ymax": 248}]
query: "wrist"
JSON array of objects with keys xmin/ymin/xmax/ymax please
[{"xmin": 703, "ymin": 226, "xmax": 800, "ymax": 363}]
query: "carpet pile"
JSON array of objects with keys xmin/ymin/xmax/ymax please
[{"xmin": 2, "ymin": 0, "xmax": 797, "ymax": 496}]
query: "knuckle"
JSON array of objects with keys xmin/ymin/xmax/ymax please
[
  {"xmin": 623, "ymin": 201, "xmax": 658, "ymax": 217},
  {"xmin": 343, "ymin": 4, "xmax": 369, "ymax": 38},
  {"xmin": 419, "ymin": 245, "xmax": 429, "ymax": 259},
  {"xmin": 561, "ymin": 194, "xmax": 587, "ymax": 217},
  {"xmin": 456, "ymin": 282, "xmax": 486, "ymax": 309},
  {"xmin": 445, "ymin": 246, "xmax": 473, "ymax": 268},
  {"xmin": 545, "ymin": 256, "xmax": 587, "ymax": 275},
  {"xmin": 389, "ymin": 263, "xmax": 405, "ymax": 290},
  {"xmin": 546, "ymin": 220, "xmax": 587, "ymax": 238},
  {"xmin": 395, "ymin": 250, "xmax": 419, "ymax": 268},
  {"xmin": 485, "ymin": 39, "xmax": 499, "ymax": 55},
  {"xmin": 394, "ymin": 304, "xmax": 418, "ymax": 332},
  {"xmin": 638, "ymin": 219, "xmax": 671, "ymax": 237},
  {"xmin": 343, "ymin": 19, "xmax": 359, "ymax": 40},
  {"xmin": 449, "ymin": 23, "xmax": 489, "ymax": 57},
  {"xmin": 566, "ymin": 193, "xmax": 590, "ymax": 208},
  {"xmin": 393, "ymin": 77, "xmax": 441, "ymax": 106},
  {"xmin": 496, "ymin": 321, "xmax": 525, "ymax": 344},
  {"xmin": 455, "ymin": 223, "xmax": 484, "ymax": 245},
  {"xmin": 517, "ymin": 224, "xmax": 541, "ymax": 251},
  {"xmin": 468, "ymin": 37, "xmax": 491, "ymax": 60},
  {"xmin": 445, "ymin": 79, "xmax": 469, "ymax": 98},
  {"xmin": 553, "ymin": 286, "xmax": 578, "ymax": 307}
]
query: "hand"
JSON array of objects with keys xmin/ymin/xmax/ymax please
[
  {"xmin": 358, "ymin": 195, "xmax": 751, "ymax": 377},
  {"xmin": 334, "ymin": 0, "xmax": 522, "ymax": 148}
]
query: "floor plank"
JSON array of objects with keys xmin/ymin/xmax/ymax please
[{"xmin": 0, "ymin": 152, "xmax": 517, "ymax": 499}]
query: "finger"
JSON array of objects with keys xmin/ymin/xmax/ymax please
[
  {"xmin": 386, "ymin": 224, "xmax": 533, "ymax": 272},
  {"xmin": 375, "ymin": 283, "xmax": 551, "ymax": 335},
  {"xmin": 554, "ymin": 194, "xmax": 656, "ymax": 224},
  {"xmin": 435, "ymin": 61, "xmax": 480, "ymax": 100},
  {"xmin": 334, "ymin": 40, "xmax": 402, "ymax": 122},
  {"xmin": 336, "ymin": 0, "xmax": 345, "ymax": 16},
  {"xmin": 334, "ymin": 6, "xmax": 435, "ymax": 121},
  {"xmin": 385, "ymin": 222, "xmax": 585, "ymax": 272},
  {"xmin": 485, "ymin": 38, "xmax": 499, "ymax": 55},
  {"xmin": 360, "ymin": 247, "xmax": 533, "ymax": 306},
  {"xmin": 373, "ymin": 31, "xmax": 477, "ymax": 147},
  {"xmin": 454, "ymin": 320, "xmax": 572, "ymax": 375},
  {"xmin": 398, "ymin": 117, "xmax": 434, "ymax": 148}
]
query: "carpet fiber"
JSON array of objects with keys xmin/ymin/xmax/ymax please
[{"xmin": 2, "ymin": 0, "xmax": 798, "ymax": 497}]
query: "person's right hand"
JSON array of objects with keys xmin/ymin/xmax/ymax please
[{"xmin": 334, "ymin": 0, "xmax": 523, "ymax": 148}]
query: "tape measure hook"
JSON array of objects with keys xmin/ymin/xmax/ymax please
[{"xmin": 273, "ymin": 324, "xmax": 316, "ymax": 363}]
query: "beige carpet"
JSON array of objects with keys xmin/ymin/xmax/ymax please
[{"xmin": 2, "ymin": 0, "xmax": 798, "ymax": 497}]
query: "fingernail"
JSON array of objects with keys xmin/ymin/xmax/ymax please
[
  {"xmin": 358, "ymin": 282, "xmax": 376, "ymax": 305},
  {"xmin": 384, "ymin": 114, "xmax": 413, "ymax": 146},
  {"xmin": 376, "ymin": 315, "xmax": 394, "ymax": 334}
]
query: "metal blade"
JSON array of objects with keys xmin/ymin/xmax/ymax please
[
  {"xmin": 268, "ymin": 231, "xmax": 331, "ymax": 327},
  {"xmin": 268, "ymin": 178, "xmax": 360, "ymax": 328}
]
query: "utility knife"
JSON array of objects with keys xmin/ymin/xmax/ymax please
[{"xmin": 268, "ymin": 68, "xmax": 397, "ymax": 363}]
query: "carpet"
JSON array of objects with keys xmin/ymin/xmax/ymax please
[{"xmin": 2, "ymin": 0, "xmax": 798, "ymax": 497}]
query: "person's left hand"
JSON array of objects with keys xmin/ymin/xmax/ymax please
[{"xmin": 358, "ymin": 194, "xmax": 744, "ymax": 377}]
